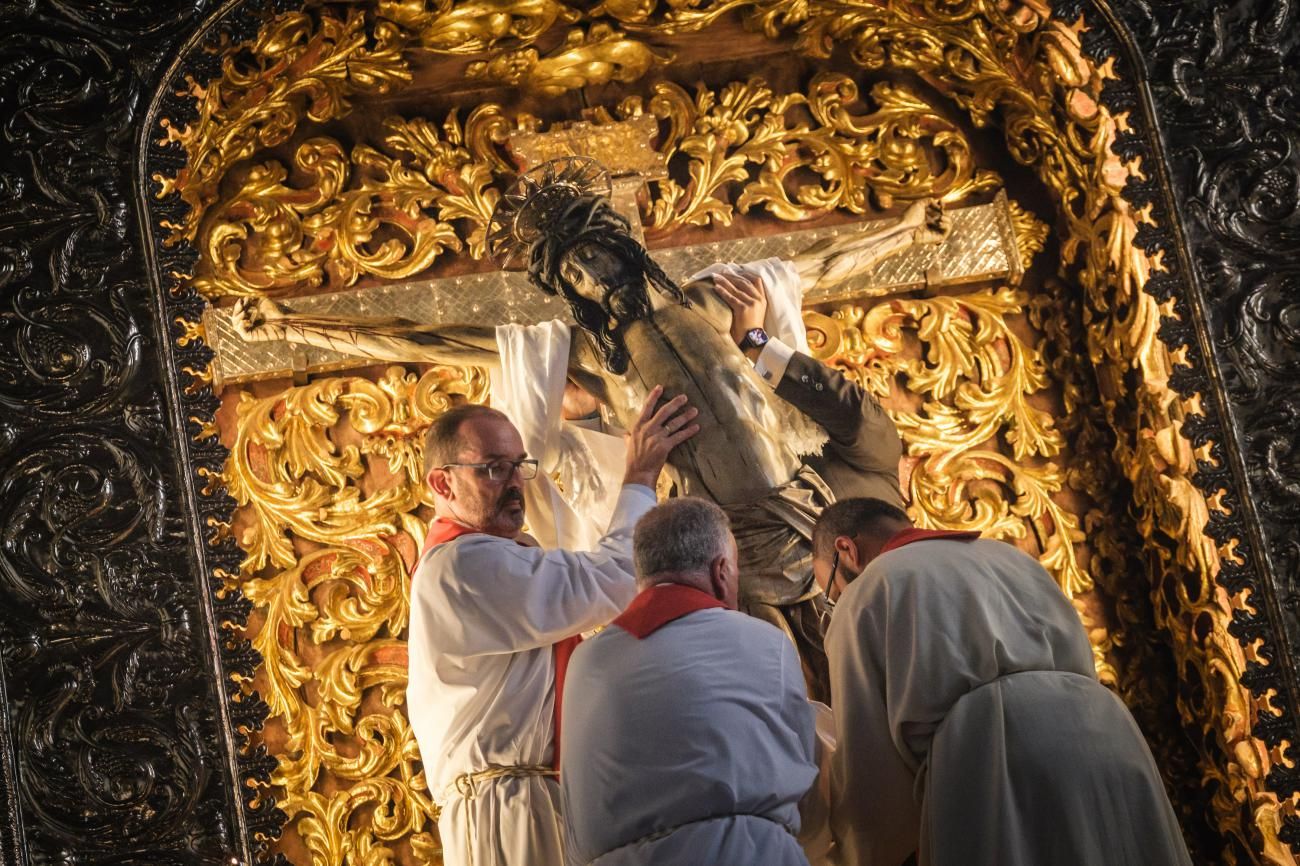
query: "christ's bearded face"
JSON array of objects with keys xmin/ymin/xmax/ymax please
[{"xmin": 560, "ymin": 240, "xmax": 640, "ymax": 307}]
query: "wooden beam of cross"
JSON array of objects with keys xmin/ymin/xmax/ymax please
[{"xmin": 203, "ymin": 118, "xmax": 1024, "ymax": 389}]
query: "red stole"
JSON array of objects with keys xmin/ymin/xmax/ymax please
[
  {"xmin": 881, "ymin": 527, "xmax": 981, "ymax": 554},
  {"xmin": 420, "ymin": 517, "xmax": 582, "ymax": 770},
  {"xmin": 612, "ymin": 583, "xmax": 727, "ymax": 639}
]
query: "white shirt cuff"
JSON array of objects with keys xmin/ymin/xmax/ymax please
[
  {"xmin": 753, "ymin": 336, "xmax": 796, "ymax": 386},
  {"xmin": 620, "ymin": 483, "xmax": 658, "ymax": 503}
]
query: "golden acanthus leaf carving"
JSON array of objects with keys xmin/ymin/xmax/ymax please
[
  {"xmin": 154, "ymin": 8, "xmax": 412, "ymax": 245},
  {"xmin": 225, "ymin": 365, "xmax": 489, "ymax": 864},
  {"xmin": 155, "ymin": 1, "xmax": 574, "ymax": 248},
  {"xmin": 798, "ymin": 0, "xmax": 1295, "ymax": 856},
  {"xmin": 466, "ymin": 22, "xmax": 674, "ymax": 95},
  {"xmin": 1007, "ymin": 199, "xmax": 1050, "ymax": 265},
  {"xmin": 592, "ymin": 0, "xmax": 808, "ymax": 38},
  {"xmin": 378, "ymin": 0, "xmax": 580, "ymax": 52},
  {"xmin": 616, "ymin": 73, "xmax": 1000, "ymax": 236},
  {"xmin": 226, "ymin": 365, "xmax": 488, "ymax": 570},
  {"xmin": 192, "ymin": 109, "xmax": 511, "ymax": 300},
  {"xmin": 184, "ymin": 71, "xmax": 988, "ymax": 300}
]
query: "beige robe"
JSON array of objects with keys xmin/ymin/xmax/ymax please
[{"xmin": 826, "ymin": 537, "xmax": 1192, "ymax": 866}]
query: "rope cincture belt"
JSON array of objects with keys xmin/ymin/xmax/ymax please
[
  {"xmin": 443, "ymin": 763, "xmax": 559, "ymax": 802},
  {"xmin": 441, "ymin": 763, "xmax": 560, "ymax": 866}
]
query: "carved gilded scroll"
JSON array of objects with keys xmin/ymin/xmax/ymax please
[
  {"xmin": 150, "ymin": 1, "xmax": 1299, "ymax": 864},
  {"xmin": 160, "ymin": 70, "xmax": 998, "ymax": 302}
]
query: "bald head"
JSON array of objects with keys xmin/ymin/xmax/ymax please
[{"xmin": 423, "ymin": 404, "xmax": 509, "ymax": 477}]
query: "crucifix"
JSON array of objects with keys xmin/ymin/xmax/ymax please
[
  {"xmin": 203, "ymin": 115, "xmax": 1025, "ymax": 389},
  {"xmin": 212, "ymin": 126, "xmax": 1028, "ymax": 701}
]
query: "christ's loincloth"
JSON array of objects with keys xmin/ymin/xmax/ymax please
[
  {"xmin": 724, "ymin": 463, "xmax": 835, "ymax": 704},
  {"xmin": 724, "ymin": 463, "xmax": 833, "ymax": 606}
]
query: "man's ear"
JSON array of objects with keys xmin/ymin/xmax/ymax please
[
  {"xmin": 708, "ymin": 556, "xmax": 729, "ymax": 602},
  {"xmin": 427, "ymin": 468, "xmax": 452, "ymax": 499},
  {"xmin": 835, "ymin": 534, "xmax": 861, "ymax": 575}
]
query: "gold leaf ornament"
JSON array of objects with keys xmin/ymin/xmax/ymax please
[
  {"xmin": 822, "ymin": 288, "xmax": 1089, "ymax": 598},
  {"xmin": 466, "ymin": 23, "xmax": 674, "ymax": 96},
  {"xmin": 192, "ymin": 109, "xmax": 510, "ymax": 299},
  {"xmin": 155, "ymin": 9, "xmax": 413, "ymax": 244},
  {"xmin": 625, "ymin": 74, "xmax": 997, "ymax": 235},
  {"xmin": 393, "ymin": 0, "xmax": 580, "ymax": 53}
]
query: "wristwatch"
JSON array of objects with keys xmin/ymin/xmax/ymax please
[{"xmin": 738, "ymin": 327, "xmax": 770, "ymax": 352}]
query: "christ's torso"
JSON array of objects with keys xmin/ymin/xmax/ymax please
[{"xmin": 580, "ymin": 304, "xmax": 803, "ymax": 504}]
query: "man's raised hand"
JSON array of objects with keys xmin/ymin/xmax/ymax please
[
  {"xmin": 711, "ymin": 267, "xmax": 769, "ymax": 349},
  {"xmin": 622, "ymin": 385, "xmax": 700, "ymax": 489}
]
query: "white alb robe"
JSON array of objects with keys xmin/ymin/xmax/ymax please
[
  {"xmin": 826, "ymin": 537, "xmax": 1192, "ymax": 866},
  {"xmin": 561, "ymin": 606, "xmax": 818, "ymax": 866},
  {"xmin": 407, "ymin": 484, "xmax": 656, "ymax": 866}
]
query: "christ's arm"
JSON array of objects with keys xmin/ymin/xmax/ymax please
[
  {"xmin": 230, "ymin": 296, "xmax": 501, "ymax": 368},
  {"xmin": 788, "ymin": 198, "xmax": 948, "ymax": 295}
]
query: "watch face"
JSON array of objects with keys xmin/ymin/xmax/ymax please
[{"xmin": 744, "ymin": 328, "xmax": 769, "ymax": 348}]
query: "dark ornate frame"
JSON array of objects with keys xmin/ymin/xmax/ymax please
[{"xmin": 0, "ymin": 0, "xmax": 1296, "ymax": 863}]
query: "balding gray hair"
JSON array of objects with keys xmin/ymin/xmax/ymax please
[
  {"xmin": 633, "ymin": 498, "xmax": 731, "ymax": 583},
  {"xmin": 422, "ymin": 403, "xmax": 508, "ymax": 477}
]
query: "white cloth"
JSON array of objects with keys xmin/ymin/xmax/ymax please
[
  {"xmin": 690, "ymin": 257, "xmax": 827, "ymax": 458},
  {"xmin": 490, "ymin": 259, "xmax": 812, "ymax": 549},
  {"xmin": 561, "ymin": 607, "xmax": 818, "ymax": 866},
  {"xmin": 407, "ymin": 484, "xmax": 657, "ymax": 866},
  {"xmin": 826, "ymin": 537, "xmax": 1192, "ymax": 866},
  {"xmin": 491, "ymin": 321, "xmax": 626, "ymax": 550},
  {"xmin": 689, "ymin": 257, "xmax": 810, "ymax": 353}
]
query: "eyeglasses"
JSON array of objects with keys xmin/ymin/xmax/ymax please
[
  {"xmin": 440, "ymin": 458, "xmax": 540, "ymax": 482},
  {"xmin": 817, "ymin": 548, "xmax": 842, "ymax": 633}
]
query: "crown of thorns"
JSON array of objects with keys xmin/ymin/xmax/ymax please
[{"xmin": 487, "ymin": 156, "xmax": 613, "ymax": 270}]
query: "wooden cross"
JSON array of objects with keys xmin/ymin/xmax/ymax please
[{"xmin": 204, "ymin": 117, "xmax": 1024, "ymax": 388}]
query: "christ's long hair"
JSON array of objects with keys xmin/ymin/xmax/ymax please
[{"xmin": 526, "ymin": 195, "xmax": 688, "ymax": 374}]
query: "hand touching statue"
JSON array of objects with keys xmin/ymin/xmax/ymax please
[
  {"xmin": 711, "ymin": 267, "xmax": 770, "ymax": 360},
  {"xmin": 622, "ymin": 385, "xmax": 700, "ymax": 489}
]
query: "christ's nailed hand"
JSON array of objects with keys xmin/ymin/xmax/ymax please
[
  {"xmin": 232, "ymin": 296, "xmax": 288, "ymax": 342},
  {"xmin": 622, "ymin": 385, "xmax": 700, "ymax": 489}
]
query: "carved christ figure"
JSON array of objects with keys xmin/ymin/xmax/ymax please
[{"xmin": 232, "ymin": 158, "xmax": 946, "ymax": 685}]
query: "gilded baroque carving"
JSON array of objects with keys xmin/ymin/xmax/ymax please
[
  {"xmin": 225, "ymin": 365, "xmax": 488, "ymax": 861},
  {"xmin": 121, "ymin": 1, "xmax": 1300, "ymax": 865},
  {"xmin": 178, "ymin": 68, "xmax": 990, "ymax": 299},
  {"xmin": 155, "ymin": 8, "xmax": 414, "ymax": 244},
  {"xmin": 379, "ymin": 0, "xmax": 580, "ymax": 53},
  {"xmin": 616, "ymin": 73, "xmax": 1001, "ymax": 236},
  {"xmin": 192, "ymin": 110, "xmax": 510, "ymax": 299},
  {"xmin": 593, "ymin": 0, "xmax": 808, "ymax": 37},
  {"xmin": 466, "ymin": 23, "xmax": 674, "ymax": 95}
]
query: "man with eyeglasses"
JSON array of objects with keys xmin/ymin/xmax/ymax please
[
  {"xmin": 406, "ymin": 387, "xmax": 699, "ymax": 866},
  {"xmin": 810, "ymin": 498, "xmax": 1191, "ymax": 866}
]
